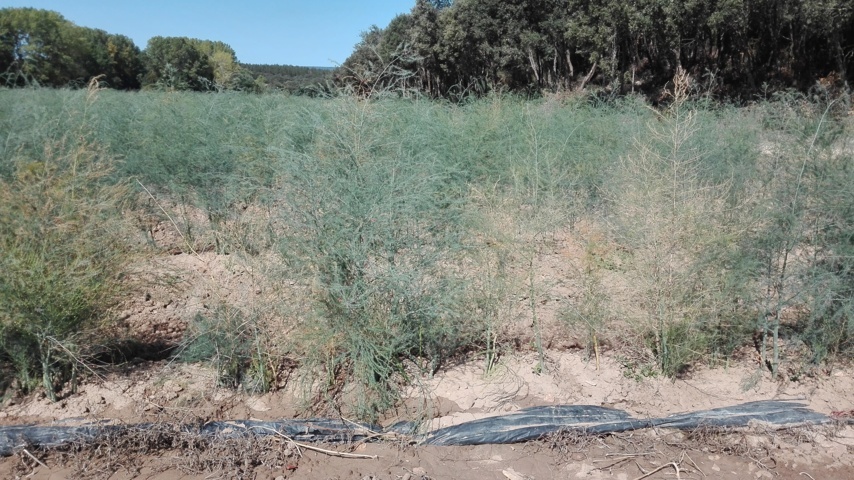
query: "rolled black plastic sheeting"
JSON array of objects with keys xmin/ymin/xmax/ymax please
[
  {"xmin": 0, "ymin": 400, "xmax": 844, "ymax": 456},
  {"xmin": 423, "ymin": 405, "xmax": 654, "ymax": 446},
  {"xmin": 0, "ymin": 418, "xmax": 380, "ymax": 457},
  {"xmin": 420, "ymin": 400, "xmax": 838, "ymax": 446},
  {"xmin": 0, "ymin": 423, "xmax": 119, "ymax": 456},
  {"xmin": 198, "ymin": 418, "xmax": 382, "ymax": 443},
  {"xmin": 648, "ymin": 400, "xmax": 832, "ymax": 430}
]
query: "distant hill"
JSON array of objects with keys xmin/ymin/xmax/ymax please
[{"xmin": 242, "ymin": 64, "xmax": 335, "ymax": 93}]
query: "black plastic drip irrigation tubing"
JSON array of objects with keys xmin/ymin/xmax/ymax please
[{"xmin": 0, "ymin": 400, "xmax": 847, "ymax": 456}]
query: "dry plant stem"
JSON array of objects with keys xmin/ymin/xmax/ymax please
[
  {"xmin": 592, "ymin": 457, "xmax": 633, "ymax": 471},
  {"xmin": 528, "ymin": 253, "xmax": 546, "ymax": 374},
  {"xmin": 135, "ymin": 179, "xmax": 201, "ymax": 259},
  {"xmin": 341, "ymin": 417, "xmax": 380, "ymax": 434},
  {"xmin": 22, "ymin": 449, "xmax": 48, "ymax": 469},
  {"xmin": 749, "ymin": 455, "xmax": 775, "ymax": 472},
  {"xmin": 632, "ymin": 462, "xmax": 681, "ymax": 480},
  {"xmin": 47, "ymin": 336, "xmax": 107, "ymax": 385},
  {"xmin": 254, "ymin": 426, "xmax": 378, "ymax": 459},
  {"xmin": 341, "ymin": 417, "xmax": 404, "ymax": 443},
  {"xmin": 681, "ymin": 451, "xmax": 705, "ymax": 477},
  {"xmin": 799, "ymin": 473, "xmax": 816, "ymax": 480},
  {"xmin": 605, "ymin": 452, "xmax": 656, "ymax": 458}
]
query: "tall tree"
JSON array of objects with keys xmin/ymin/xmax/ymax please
[
  {"xmin": 103, "ymin": 33, "xmax": 144, "ymax": 89},
  {"xmin": 429, "ymin": 0, "xmax": 454, "ymax": 8},
  {"xmin": 79, "ymin": 28, "xmax": 143, "ymax": 89},
  {"xmin": 190, "ymin": 39, "xmax": 241, "ymax": 87},
  {"xmin": 439, "ymin": 0, "xmax": 533, "ymax": 92},
  {"xmin": 338, "ymin": 19, "xmax": 421, "ymax": 97},
  {"xmin": 142, "ymin": 36, "xmax": 214, "ymax": 91},
  {"xmin": 411, "ymin": 0, "xmax": 444, "ymax": 95},
  {"xmin": 0, "ymin": 8, "xmax": 87, "ymax": 87}
]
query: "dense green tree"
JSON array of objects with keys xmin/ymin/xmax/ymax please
[
  {"xmin": 379, "ymin": 13, "xmax": 415, "ymax": 61},
  {"xmin": 142, "ymin": 36, "xmax": 214, "ymax": 91},
  {"xmin": 190, "ymin": 39, "xmax": 241, "ymax": 87},
  {"xmin": 80, "ymin": 29, "xmax": 143, "ymax": 89},
  {"xmin": 338, "ymin": 17, "xmax": 421, "ymax": 96},
  {"xmin": 410, "ymin": 0, "xmax": 446, "ymax": 94},
  {"xmin": 338, "ymin": 25, "xmax": 384, "ymax": 94},
  {"xmin": 439, "ymin": 0, "xmax": 532, "ymax": 92},
  {"xmin": 0, "ymin": 7, "xmax": 282, "ymax": 93},
  {"xmin": 104, "ymin": 33, "xmax": 144, "ymax": 89},
  {"xmin": 0, "ymin": 8, "xmax": 88, "ymax": 86},
  {"xmin": 341, "ymin": 0, "xmax": 854, "ymax": 99},
  {"xmin": 0, "ymin": 8, "xmax": 142, "ymax": 89}
]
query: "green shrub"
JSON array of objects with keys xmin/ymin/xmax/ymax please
[
  {"xmin": 2, "ymin": 85, "xmax": 851, "ymax": 414},
  {"xmin": 605, "ymin": 71, "xmax": 758, "ymax": 376},
  {"xmin": 276, "ymin": 98, "xmax": 472, "ymax": 420},
  {"xmin": 746, "ymin": 92, "xmax": 854, "ymax": 372},
  {"xmin": 0, "ymin": 136, "xmax": 133, "ymax": 399},
  {"xmin": 179, "ymin": 305, "xmax": 273, "ymax": 392}
]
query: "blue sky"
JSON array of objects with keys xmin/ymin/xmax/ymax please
[{"xmin": 3, "ymin": 0, "xmax": 414, "ymax": 67}]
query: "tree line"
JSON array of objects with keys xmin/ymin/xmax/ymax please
[
  {"xmin": 242, "ymin": 64, "xmax": 333, "ymax": 94},
  {"xmin": 340, "ymin": 0, "xmax": 854, "ymax": 99},
  {"xmin": 5, "ymin": 3, "xmax": 851, "ymax": 99},
  {"xmin": 0, "ymin": 7, "xmax": 321, "ymax": 92}
]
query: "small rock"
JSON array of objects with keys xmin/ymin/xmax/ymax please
[
  {"xmin": 412, "ymin": 467, "xmax": 427, "ymax": 476},
  {"xmin": 274, "ymin": 476, "xmax": 285, "ymax": 480},
  {"xmin": 401, "ymin": 474, "xmax": 412, "ymax": 480}
]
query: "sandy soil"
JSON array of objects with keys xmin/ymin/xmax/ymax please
[
  {"xmin": 2, "ymin": 218, "xmax": 853, "ymax": 479},
  {"xmin": 2, "ymin": 349, "xmax": 853, "ymax": 479}
]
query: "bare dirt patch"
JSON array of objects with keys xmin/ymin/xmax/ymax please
[
  {"xmin": 3, "ymin": 423, "xmax": 854, "ymax": 479},
  {"xmin": 2, "ymin": 349, "xmax": 854, "ymax": 479}
]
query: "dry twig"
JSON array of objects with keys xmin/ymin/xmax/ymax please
[
  {"xmin": 254, "ymin": 426, "xmax": 378, "ymax": 459},
  {"xmin": 680, "ymin": 451, "xmax": 704, "ymax": 477},
  {"xmin": 22, "ymin": 449, "xmax": 48, "ymax": 469},
  {"xmin": 632, "ymin": 461, "xmax": 681, "ymax": 480}
]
